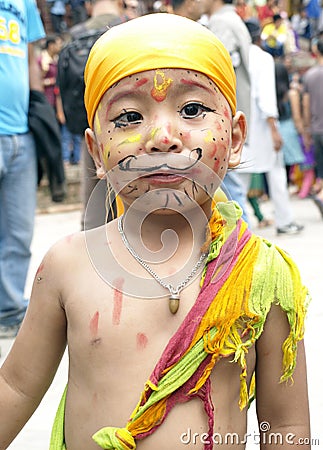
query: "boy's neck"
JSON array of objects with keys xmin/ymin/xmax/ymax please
[{"xmin": 121, "ymin": 202, "xmax": 212, "ymax": 255}]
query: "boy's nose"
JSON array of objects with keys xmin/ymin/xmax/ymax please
[{"xmin": 145, "ymin": 123, "xmax": 183, "ymax": 153}]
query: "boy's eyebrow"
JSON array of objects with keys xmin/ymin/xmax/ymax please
[
  {"xmin": 106, "ymin": 89, "xmax": 145, "ymax": 114},
  {"xmin": 105, "ymin": 78, "xmax": 149, "ymax": 112},
  {"xmin": 106, "ymin": 77, "xmax": 214, "ymax": 114},
  {"xmin": 179, "ymin": 78, "xmax": 215, "ymax": 94}
]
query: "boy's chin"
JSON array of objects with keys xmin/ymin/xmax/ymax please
[{"xmin": 121, "ymin": 189, "xmax": 212, "ymax": 217}]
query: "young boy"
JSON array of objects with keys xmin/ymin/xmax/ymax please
[{"xmin": 0, "ymin": 13, "xmax": 311, "ymax": 450}]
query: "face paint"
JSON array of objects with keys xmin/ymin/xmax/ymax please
[
  {"xmin": 135, "ymin": 77, "xmax": 149, "ymax": 88},
  {"xmin": 103, "ymin": 144, "xmax": 110, "ymax": 168},
  {"xmin": 95, "ymin": 105, "xmax": 102, "ymax": 134},
  {"xmin": 223, "ymin": 105, "xmax": 231, "ymax": 120},
  {"xmin": 150, "ymin": 127, "xmax": 160, "ymax": 140},
  {"xmin": 36, "ymin": 263, "xmax": 44, "ymax": 277},
  {"xmin": 112, "ymin": 277, "xmax": 124, "ymax": 326},
  {"xmin": 36, "ymin": 263, "xmax": 44, "ymax": 282},
  {"xmin": 136, "ymin": 332, "xmax": 148, "ymax": 350},
  {"xmin": 180, "ymin": 77, "xmax": 214, "ymax": 95},
  {"xmin": 92, "ymin": 69, "xmax": 235, "ymax": 211},
  {"xmin": 204, "ymin": 130, "xmax": 214, "ymax": 143},
  {"xmin": 90, "ymin": 311, "xmax": 99, "ymax": 336},
  {"xmin": 118, "ymin": 134, "xmax": 142, "ymax": 146},
  {"xmin": 151, "ymin": 69, "xmax": 173, "ymax": 102}
]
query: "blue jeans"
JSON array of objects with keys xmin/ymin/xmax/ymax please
[
  {"xmin": 0, "ymin": 133, "xmax": 37, "ymax": 326},
  {"xmin": 61, "ymin": 125, "xmax": 82, "ymax": 164},
  {"xmin": 223, "ymin": 171, "xmax": 250, "ymax": 225}
]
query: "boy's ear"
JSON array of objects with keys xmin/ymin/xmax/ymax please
[
  {"xmin": 228, "ymin": 111, "xmax": 247, "ymax": 168},
  {"xmin": 85, "ymin": 128, "xmax": 106, "ymax": 179}
]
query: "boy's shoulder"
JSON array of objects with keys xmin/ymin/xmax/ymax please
[{"xmin": 43, "ymin": 229, "xmax": 87, "ymax": 271}]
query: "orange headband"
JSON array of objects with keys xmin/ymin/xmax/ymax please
[{"xmin": 84, "ymin": 13, "xmax": 236, "ymax": 129}]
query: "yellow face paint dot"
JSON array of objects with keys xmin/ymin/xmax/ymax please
[
  {"xmin": 118, "ymin": 134, "xmax": 142, "ymax": 146},
  {"xmin": 204, "ymin": 130, "xmax": 214, "ymax": 143},
  {"xmin": 151, "ymin": 69, "xmax": 173, "ymax": 102}
]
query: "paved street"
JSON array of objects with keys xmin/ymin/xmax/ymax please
[{"xmin": 1, "ymin": 194, "xmax": 322, "ymax": 449}]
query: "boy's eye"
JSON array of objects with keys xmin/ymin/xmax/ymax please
[
  {"xmin": 180, "ymin": 103, "xmax": 214, "ymax": 119},
  {"xmin": 112, "ymin": 110, "xmax": 143, "ymax": 127}
]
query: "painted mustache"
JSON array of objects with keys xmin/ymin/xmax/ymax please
[{"xmin": 117, "ymin": 148, "xmax": 202, "ymax": 173}]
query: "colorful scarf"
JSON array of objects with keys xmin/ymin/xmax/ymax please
[{"xmin": 50, "ymin": 201, "xmax": 309, "ymax": 450}]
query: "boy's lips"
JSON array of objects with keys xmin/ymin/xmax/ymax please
[{"xmin": 141, "ymin": 172, "xmax": 186, "ymax": 185}]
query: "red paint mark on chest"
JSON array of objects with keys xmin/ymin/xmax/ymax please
[
  {"xmin": 136, "ymin": 332, "xmax": 148, "ymax": 350},
  {"xmin": 112, "ymin": 277, "xmax": 124, "ymax": 325},
  {"xmin": 36, "ymin": 263, "xmax": 44, "ymax": 276},
  {"xmin": 90, "ymin": 311, "xmax": 99, "ymax": 336}
]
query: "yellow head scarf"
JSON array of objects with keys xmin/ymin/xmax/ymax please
[{"xmin": 84, "ymin": 13, "xmax": 236, "ymax": 129}]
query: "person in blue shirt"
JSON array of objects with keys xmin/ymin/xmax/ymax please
[{"xmin": 0, "ymin": 0, "xmax": 45, "ymax": 338}]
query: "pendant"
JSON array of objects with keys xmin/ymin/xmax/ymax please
[{"xmin": 169, "ymin": 293, "xmax": 180, "ymax": 314}]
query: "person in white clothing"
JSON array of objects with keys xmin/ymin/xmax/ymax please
[
  {"xmin": 239, "ymin": 18, "xmax": 304, "ymax": 235},
  {"xmin": 204, "ymin": 0, "xmax": 252, "ymax": 224}
]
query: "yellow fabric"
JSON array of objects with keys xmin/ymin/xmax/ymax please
[
  {"xmin": 261, "ymin": 22, "xmax": 288, "ymax": 48},
  {"xmin": 50, "ymin": 386, "xmax": 67, "ymax": 450},
  {"xmin": 93, "ymin": 427, "xmax": 136, "ymax": 449},
  {"xmin": 84, "ymin": 13, "xmax": 236, "ymax": 129}
]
